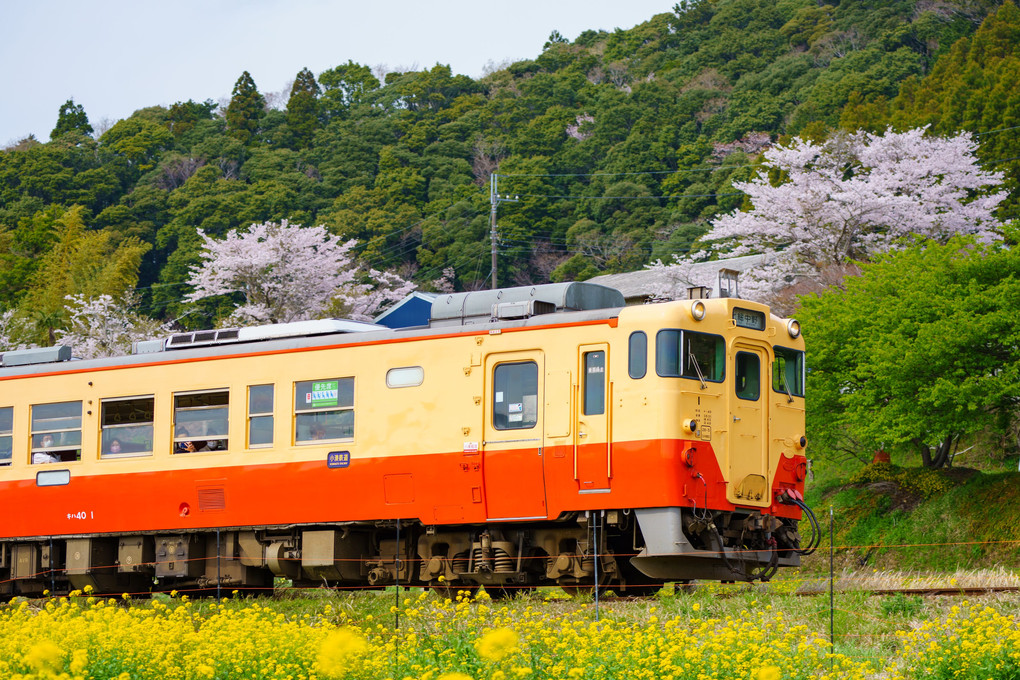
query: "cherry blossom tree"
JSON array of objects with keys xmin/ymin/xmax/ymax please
[
  {"xmin": 56, "ymin": 294, "xmax": 170, "ymax": 359},
  {"xmin": 654, "ymin": 127, "xmax": 1007, "ymax": 310},
  {"xmin": 0, "ymin": 309, "xmax": 34, "ymax": 352},
  {"xmin": 186, "ymin": 221, "xmax": 415, "ymax": 325}
]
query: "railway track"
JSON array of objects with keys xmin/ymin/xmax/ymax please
[{"xmin": 795, "ymin": 586, "xmax": 1020, "ymax": 597}]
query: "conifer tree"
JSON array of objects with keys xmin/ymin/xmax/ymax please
[
  {"xmin": 50, "ymin": 98, "xmax": 94, "ymax": 139},
  {"xmin": 286, "ymin": 67, "xmax": 321, "ymax": 149},
  {"xmin": 225, "ymin": 71, "xmax": 266, "ymax": 145}
]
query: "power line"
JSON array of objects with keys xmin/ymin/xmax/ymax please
[
  {"xmin": 514, "ymin": 191, "xmax": 742, "ymax": 199},
  {"xmin": 974, "ymin": 123, "xmax": 1020, "ymax": 137},
  {"xmin": 495, "ymin": 162, "xmax": 760, "ymax": 178}
]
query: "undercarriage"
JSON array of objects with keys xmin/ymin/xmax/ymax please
[{"xmin": 0, "ymin": 506, "xmax": 806, "ymax": 599}]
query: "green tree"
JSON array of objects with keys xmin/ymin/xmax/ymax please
[
  {"xmin": 0, "ymin": 205, "xmax": 65, "ymax": 307},
  {"xmin": 318, "ymin": 61, "xmax": 380, "ymax": 122},
  {"xmin": 225, "ymin": 71, "xmax": 266, "ymax": 145},
  {"xmin": 100, "ymin": 117, "xmax": 175, "ymax": 178},
  {"xmin": 799, "ymin": 240, "xmax": 1020, "ymax": 469},
  {"xmin": 286, "ymin": 67, "xmax": 321, "ymax": 148},
  {"xmin": 18, "ymin": 206, "xmax": 150, "ymax": 344},
  {"xmin": 878, "ymin": 1, "xmax": 1020, "ymax": 218},
  {"xmin": 50, "ymin": 98, "xmax": 94, "ymax": 139},
  {"xmin": 166, "ymin": 99, "xmax": 218, "ymax": 138}
]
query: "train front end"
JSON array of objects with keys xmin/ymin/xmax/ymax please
[{"xmin": 621, "ymin": 296, "xmax": 816, "ymax": 582}]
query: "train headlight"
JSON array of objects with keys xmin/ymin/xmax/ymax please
[
  {"xmin": 690, "ymin": 300, "xmax": 706, "ymax": 321},
  {"xmin": 682, "ymin": 419, "xmax": 697, "ymax": 435},
  {"xmin": 786, "ymin": 319, "xmax": 801, "ymax": 338},
  {"xmin": 796, "ymin": 436, "xmax": 806, "ymax": 449}
]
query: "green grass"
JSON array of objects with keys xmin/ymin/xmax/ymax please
[{"xmin": 803, "ymin": 456, "xmax": 1020, "ymax": 573}]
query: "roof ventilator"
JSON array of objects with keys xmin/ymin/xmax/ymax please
[
  {"xmin": 491, "ymin": 299, "xmax": 556, "ymax": 321},
  {"xmin": 133, "ymin": 319, "xmax": 383, "ymax": 354},
  {"xmin": 0, "ymin": 345, "xmax": 73, "ymax": 367}
]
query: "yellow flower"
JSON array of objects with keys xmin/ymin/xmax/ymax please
[
  {"xmin": 692, "ymin": 603, "xmax": 701, "ymax": 612},
  {"xmin": 437, "ymin": 674, "xmax": 474, "ymax": 680},
  {"xmin": 25, "ymin": 640, "xmax": 63, "ymax": 674},
  {"xmin": 317, "ymin": 628, "xmax": 369, "ymax": 677},
  {"xmin": 757, "ymin": 665, "xmax": 782, "ymax": 680},
  {"xmin": 475, "ymin": 628, "xmax": 520, "ymax": 662},
  {"xmin": 70, "ymin": 648, "xmax": 88, "ymax": 675}
]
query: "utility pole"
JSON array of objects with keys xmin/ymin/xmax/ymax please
[{"xmin": 489, "ymin": 173, "xmax": 518, "ymax": 290}]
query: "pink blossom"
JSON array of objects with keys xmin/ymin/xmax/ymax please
[
  {"xmin": 186, "ymin": 221, "xmax": 415, "ymax": 325},
  {"xmin": 656, "ymin": 128, "xmax": 1006, "ymax": 309},
  {"xmin": 57, "ymin": 294, "xmax": 171, "ymax": 359}
]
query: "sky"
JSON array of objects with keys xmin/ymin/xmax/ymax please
[{"xmin": 1, "ymin": 0, "xmax": 675, "ymax": 146}]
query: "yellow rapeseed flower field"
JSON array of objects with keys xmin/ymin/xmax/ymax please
[{"xmin": 0, "ymin": 587, "xmax": 1017, "ymax": 679}]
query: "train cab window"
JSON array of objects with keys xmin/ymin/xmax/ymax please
[
  {"xmin": 294, "ymin": 378, "xmax": 354, "ymax": 443},
  {"xmin": 31, "ymin": 401, "xmax": 82, "ymax": 464},
  {"xmin": 493, "ymin": 361, "xmax": 538, "ymax": 430},
  {"xmin": 735, "ymin": 352, "xmax": 761, "ymax": 401},
  {"xmin": 101, "ymin": 396, "xmax": 154, "ymax": 458},
  {"xmin": 773, "ymin": 347, "xmax": 805, "ymax": 398},
  {"xmin": 628, "ymin": 332, "xmax": 647, "ymax": 379},
  {"xmin": 0, "ymin": 406, "xmax": 12, "ymax": 466},
  {"xmin": 584, "ymin": 351, "xmax": 606, "ymax": 416},
  {"xmin": 656, "ymin": 330, "xmax": 725, "ymax": 382},
  {"xmin": 248, "ymin": 384, "xmax": 274, "ymax": 448},
  {"xmin": 174, "ymin": 390, "xmax": 229, "ymax": 453}
]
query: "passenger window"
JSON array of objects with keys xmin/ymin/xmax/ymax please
[
  {"xmin": 584, "ymin": 351, "xmax": 606, "ymax": 416},
  {"xmin": 31, "ymin": 401, "xmax": 82, "ymax": 464},
  {"xmin": 248, "ymin": 384, "xmax": 274, "ymax": 448},
  {"xmin": 735, "ymin": 352, "xmax": 761, "ymax": 401},
  {"xmin": 101, "ymin": 396, "xmax": 154, "ymax": 458},
  {"xmin": 493, "ymin": 361, "xmax": 538, "ymax": 430},
  {"xmin": 773, "ymin": 347, "xmax": 805, "ymax": 398},
  {"xmin": 294, "ymin": 379, "xmax": 354, "ymax": 443},
  {"xmin": 0, "ymin": 406, "xmax": 12, "ymax": 466},
  {"xmin": 628, "ymin": 332, "xmax": 646, "ymax": 379},
  {"xmin": 174, "ymin": 390, "xmax": 229, "ymax": 453}
]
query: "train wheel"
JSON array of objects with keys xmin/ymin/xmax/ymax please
[{"xmin": 430, "ymin": 581, "xmax": 479, "ymax": 600}]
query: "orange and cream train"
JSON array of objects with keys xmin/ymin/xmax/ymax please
[{"xmin": 0, "ymin": 282, "xmax": 814, "ymax": 598}]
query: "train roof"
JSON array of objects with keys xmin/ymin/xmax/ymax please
[{"xmin": 0, "ymin": 283, "xmax": 628, "ymax": 379}]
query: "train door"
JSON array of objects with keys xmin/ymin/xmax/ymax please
[
  {"xmin": 727, "ymin": 342, "xmax": 769, "ymax": 506},
  {"xmin": 482, "ymin": 351, "xmax": 548, "ymax": 520},
  {"xmin": 575, "ymin": 343, "xmax": 611, "ymax": 493}
]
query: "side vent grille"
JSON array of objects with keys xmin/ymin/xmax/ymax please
[{"xmin": 197, "ymin": 487, "xmax": 226, "ymax": 512}]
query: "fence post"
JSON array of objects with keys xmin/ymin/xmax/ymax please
[{"xmin": 829, "ymin": 506, "xmax": 835, "ymax": 663}]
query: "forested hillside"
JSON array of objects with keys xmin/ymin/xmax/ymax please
[{"xmin": 2, "ymin": 0, "xmax": 1018, "ymax": 335}]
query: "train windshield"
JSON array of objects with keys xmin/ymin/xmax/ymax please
[
  {"xmin": 772, "ymin": 346, "xmax": 805, "ymax": 398},
  {"xmin": 656, "ymin": 330, "xmax": 725, "ymax": 381}
]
